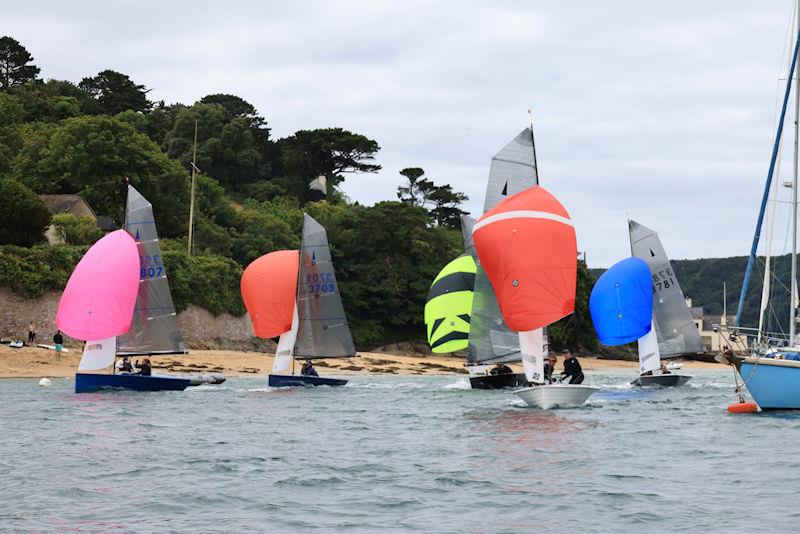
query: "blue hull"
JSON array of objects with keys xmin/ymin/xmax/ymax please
[
  {"xmin": 268, "ymin": 374, "xmax": 348, "ymax": 387},
  {"xmin": 75, "ymin": 373, "xmax": 191, "ymax": 393},
  {"xmin": 739, "ymin": 359, "xmax": 800, "ymax": 410}
]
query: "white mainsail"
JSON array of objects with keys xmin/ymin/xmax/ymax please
[
  {"xmin": 273, "ymin": 306, "xmax": 299, "ymax": 373},
  {"xmin": 78, "ymin": 337, "xmax": 117, "ymax": 371},
  {"xmin": 637, "ymin": 327, "xmax": 661, "ymax": 374}
]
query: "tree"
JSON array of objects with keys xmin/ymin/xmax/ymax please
[
  {"xmin": 0, "ymin": 178, "xmax": 49, "ymax": 246},
  {"xmin": 0, "ymin": 92, "xmax": 24, "ymax": 174},
  {"xmin": 50, "ymin": 214, "xmax": 103, "ymax": 245},
  {"xmin": 165, "ymin": 103, "xmax": 262, "ymax": 192},
  {"xmin": 0, "ymin": 37, "xmax": 40, "ymax": 91},
  {"xmin": 16, "ymin": 115, "xmax": 189, "ymax": 236},
  {"xmin": 397, "ymin": 167, "xmax": 429, "ymax": 206},
  {"xmin": 548, "ymin": 259, "xmax": 598, "ymax": 352},
  {"xmin": 10, "ymin": 79, "xmax": 91, "ymax": 121},
  {"xmin": 279, "ymin": 128, "xmax": 381, "ymax": 202},
  {"xmin": 396, "ymin": 167, "xmax": 468, "ymax": 228},
  {"xmin": 79, "ymin": 69, "xmax": 151, "ymax": 115},
  {"xmin": 427, "ymin": 184, "xmax": 468, "ymax": 229}
]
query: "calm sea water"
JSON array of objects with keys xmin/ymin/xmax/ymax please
[{"xmin": 2, "ymin": 369, "xmax": 799, "ymax": 533}]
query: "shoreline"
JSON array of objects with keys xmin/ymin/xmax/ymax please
[{"xmin": 0, "ymin": 344, "xmax": 724, "ymax": 379}]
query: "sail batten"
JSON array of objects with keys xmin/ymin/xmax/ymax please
[
  {"xmin": 116, "ymin": 185, "xmax": 186, "ymax": 356},
  {"xmin": 629, "ymin": 220, "xmax": 704, "ymax": 357},
  {"xmin": 293, "ymin": 213, "xmax": 357, "ymax": 359}
]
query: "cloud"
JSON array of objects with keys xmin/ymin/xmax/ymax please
[{"xmin": 2, "ymin": 0, "xmax": 796, "ymax": 267}]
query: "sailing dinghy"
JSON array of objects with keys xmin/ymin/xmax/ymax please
[
  {"xmin": 472, "ymin": 185, "xmax": 598, "ymax": 409},
  {"xmin": 242, "ymin": 214, "xmax": 355, "ymax": 387},
  {"xmin": 58, "ymin": 185, "xmax": 219, "ymax": 393},
  {"xmin": 589, "ymin": 256, "xmax": 683, "ymax": 386},
  {"xmin": 628, "ymin": 220, "xmax": 701, "ymax": 386},
  {"xmin": 425, "ymin": 128, "xmax": 541, "ymax": 388}
]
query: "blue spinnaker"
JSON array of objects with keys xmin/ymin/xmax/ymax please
[{"xmin": 590, "ymin": 257, "xmax": 653, "ymax": 346}]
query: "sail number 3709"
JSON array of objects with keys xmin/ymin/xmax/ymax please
[{"xmin": 307, "ymin": 272, "xmax": 335, "ymax": 295}]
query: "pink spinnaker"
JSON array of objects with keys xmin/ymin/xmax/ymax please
[{"xmin": 56, "ymin": 229, "xmax": 140, "ymax": 341}]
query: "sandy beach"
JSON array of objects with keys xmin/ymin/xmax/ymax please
[{"xmin": 0, "ymin": 343, "xmax": 723, "ymax": 379}]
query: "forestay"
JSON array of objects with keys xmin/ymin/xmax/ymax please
[
  {"xmin": 293, "ymin": 214, "xmax": 357, "ymax": 359},
  {"xmin": 628, "ymin": 220, "xmax": 704, "ymax": 357},
  {"xmin": 117, "ymin": 185, "xmax": 186, "ymax": 355}
]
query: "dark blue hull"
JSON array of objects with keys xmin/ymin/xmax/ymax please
[
  {"xmin": 632, "ymin": 374, "xmax": 691, "ymax": 388},
  {"xmin": 470, "ymin": 373, "xmax": 528, "ymax": 390},
  {"xmin": 75, "ymin": 373, "xmax": 191, "ymax": 393},
  {"xmin": 268, "ymin": 374, "xmax": 348, "ymax": 387}
]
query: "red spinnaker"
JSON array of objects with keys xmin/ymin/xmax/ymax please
[
  {"xmin": 472, "ymin": 185, "xmax": 577, "ymax": 331},
  {"xmin": 241, "ymin": 250, "xmax": 299, "ymax": 338}
]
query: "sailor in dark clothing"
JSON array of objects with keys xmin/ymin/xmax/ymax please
[
  {"xmin": 136, "ymin": 358, "xmax": 152, "ymax": 376},
  {"xmin": 52, "ymin": 331, "xmax": 64, "ymax": 352},
  {"xmin": 544, "ymin": 355, "xmax": 557, "ymax": 383},
  {"xmin": 301, "ymin": 360, "xmax": 319, "ymax": 377},
  {"xmin": 490, "ymin": 363, "xmax": 513, "ymax": 375},
  {"xmin": 560, "ymin": 349, "xmax": 584, "ymax": 384}
]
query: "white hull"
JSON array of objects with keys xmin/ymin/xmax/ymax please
[{"xmin": 513, "ymin": 384, "xmax": 599, "ymax": 410}]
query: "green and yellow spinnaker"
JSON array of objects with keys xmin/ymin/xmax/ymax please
[{"xmin": 424, "ymin": 255, "xmax": 476, "ymax": 353}]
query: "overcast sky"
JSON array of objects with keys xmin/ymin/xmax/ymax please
[{"xmin": 4, "ymin": 1, "xmax": 800, "ymax": 267}]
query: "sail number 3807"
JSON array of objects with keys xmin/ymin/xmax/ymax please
[{"xmin": 140, "ymin": 255, "xmax": 164, "ymax": 279}]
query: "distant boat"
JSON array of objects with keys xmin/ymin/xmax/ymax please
[
  {"xmin": 590, "ymin": 256, "xmax": 688, "ymax": 387},
  {"xmin": 628, "ymin": 221, "xmax": 700, "ymax": 387},
  {"xmin": 473, "ymin": 185, "xmax": 599, "ymax": 409},
  {"xmin": 721, "ymin": 11, "xmax": 800, "ymax": 410},
  {"xmin": 425, "ymin": 128, "xmax": 539, "ymax": 389},
  {"xmin": 242, "ymin": 213, "xmax": 355, "ymax": 387},
  {"xmin": 58, "ymin": 185, "xmax": 220, "ymax": 393}
]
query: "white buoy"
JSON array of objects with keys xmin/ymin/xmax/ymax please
[{"xmin": 38, "ymin": 378, "xmax": 52, "ymax": 387}]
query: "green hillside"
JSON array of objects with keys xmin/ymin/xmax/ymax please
[
  {"xmin": 0, "ymin": 36, "xmax": 601, "ymax": 351},
  {"xmin": 591, "ymin": 254, "xmax": 794, "ymax": 333}
]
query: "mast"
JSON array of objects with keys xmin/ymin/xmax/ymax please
[
  {"xmin": 187, "ymin": 119, "xmax": 198, "ymax": 256},
  {"xmin": 793, "ymin": 0, "xmax": 799, "ymax": 343},
  {"xmin": 735, "ymin": 31, "xmax": 800, "ymax": 327}
]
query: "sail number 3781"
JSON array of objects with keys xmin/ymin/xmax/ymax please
[{"xmin": 652, "ymin": 268, "xmax": 675, "ymax": 293}]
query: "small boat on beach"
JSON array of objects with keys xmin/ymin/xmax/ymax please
[{"xmin": 241, "ymin": 214, "xmax": 355, "ymax": 387}]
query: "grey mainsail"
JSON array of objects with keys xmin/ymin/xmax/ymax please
[
  {"xmin": 293, "ymin": 213, "xmax": 357, "ymax": 359},
  {"xmin": 116, "ymin": 185, "xmax": 186, "ymax": 355},
  {"xmin": 629, "ymin": 220, "xmax": 704, "ymax": 357},
  {"xmin": 483, "ymin": 127, "xmax": 539, "ymax": 213},
  {"xmin": 466, "ymin": 127, "xmax": 539, "ymax": 365}
]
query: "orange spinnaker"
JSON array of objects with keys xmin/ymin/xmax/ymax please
[
  {"xmin": 241, "ymin": 250, "xmax": 299, "ymax": 338},
  {"xmin": 473, "ymin": 185, "xmax": 577, "ymax": 331}
]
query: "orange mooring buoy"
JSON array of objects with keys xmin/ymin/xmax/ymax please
[{"xmin": 728, "ymin": 402, "xmax": 759, "ymax": 413}]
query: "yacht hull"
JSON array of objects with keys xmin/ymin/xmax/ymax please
[{"xmin": 739, "ymin": 358, "xmax": 800, "ymax": 410}]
